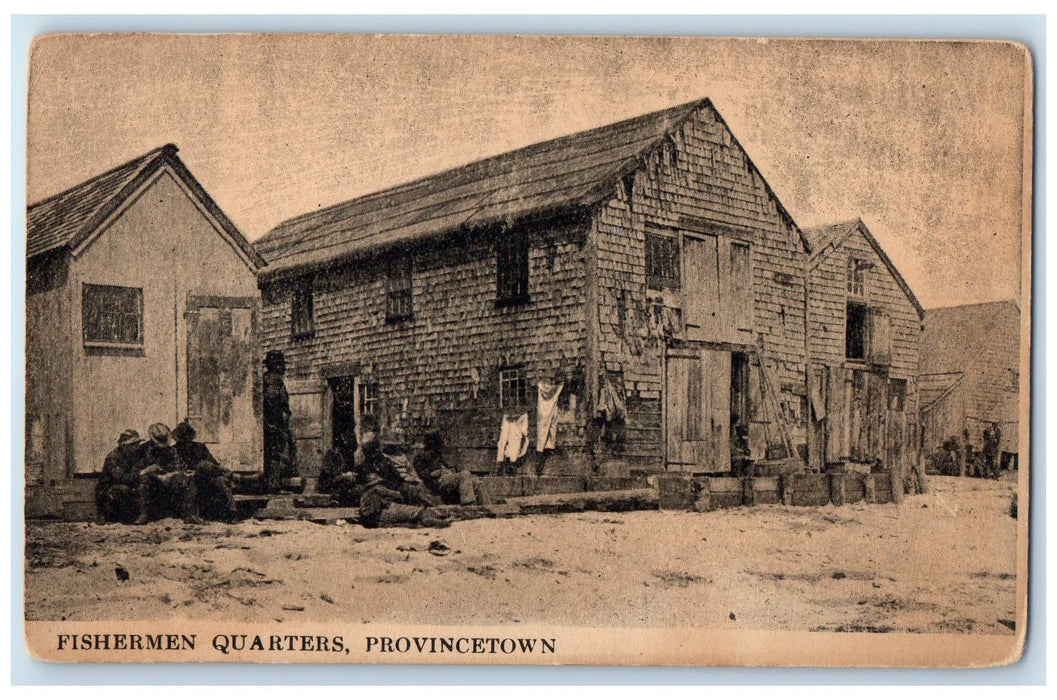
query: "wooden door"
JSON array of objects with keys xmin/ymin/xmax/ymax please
[
  {"xmin": 666, "ymin": 347, "xmax": 731, "ymax": 473},
  {"xmin": 683, "ymin": 234, "xmax": 721, "ymax": 341},
  {"xmin": 186, "ymin": 304, "xmax": 258, "ymax": 469}
]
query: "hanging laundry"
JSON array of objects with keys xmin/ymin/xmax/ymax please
[
  {"xmin": 496, "ymin": 413, "xmax": 529, "ymax": 463},
  {"xmin": 536, "ymin": 382, "xmax": 564, "ymax": 452},
  {"xmin": 596, "ymin": 374, "xmax": 627, "ymax": 423}
]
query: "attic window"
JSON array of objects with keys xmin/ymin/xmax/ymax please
[
  {"xmin": 291, "ymin": 279, "xmax": 316, "ymax": 340},
  {"xmin": 646, "ymin": 233, "xmax": 680, "ymax": 291},
  {"xmin": 847, "ymin": 257, "xmax": 867, "ymax": 298},
  {"xmin": 82, "ymin": 283, "xmax": 143, "ymax": 348},
  {"xmin": 386, "ymin": 254, "xmax": 413, "ymax": 323},
  {"xmin": 496, "ymin": 228, "xmax": 530, "ymax": 305},
  {"xmin": 888, "ymin": 378, "xmax": 907, "ymax": 411}
]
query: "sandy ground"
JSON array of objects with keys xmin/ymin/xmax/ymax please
[{"xmin": 24, "ymin": 474, "xmax": 1019, "ymax": 633}]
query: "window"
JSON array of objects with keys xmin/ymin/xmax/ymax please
[
  {"xmin": 82, "ymin": 283, "xmax": 143, "ymax": 346},
  {"xmin": 847, "ymin": 257, "xmax": 867, "ymax": 298},
  {"xmin": 496, "ymin": 229, "xmax": 529, "ymax": 304},
  {"xmin": 291, "ymin": 280, "xmax": 315, "ymax": 339},
  {"xmin": 499, "ymin": 367, "xmax": 527, "ymax": 408},
  {"xmin": 386, "ymin": 255, "xmax": 413, "ymax": 322},
  {"xmin": 846, "ymin": 301, "xmax": 868, "ymax": 360},
  {"xmin": 888, "ymin": 378, "xmax": 907, "ymax": 411},
  {"xmin": 358, "ymin": 381, "xmax": 378, "ymax": 418},
  {"xmin": 646, "ymin": 233, "xmax": 680, "ymax": 291}
]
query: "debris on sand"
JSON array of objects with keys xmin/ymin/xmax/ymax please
[
  {"xmin": 998, "ymin": 618, "xmax": 1016, "ymax": 631},
  {"xmin": 652, "ymin": 570, "xmax": 707, "ymax": 588},
  {"xmin": 114, "ymin": 565, "xmax": 130, "ymax": 581},
  {"xmin": 428, "ymin": 540, "xmax": 451, "ymax": 556},
  {"xmin": 729, "ymin": 612, "xmax": 736, "ymax": 621},
  {"xmin": 320, "ymin": 593, "xmax": 334, "ymax": 604},
  {"xmin": 281, "ymin": 604, "xmax": 305, "ymax": 611},
  {"xmin": 1010, "ymin": 493, "xmax": 1018, "ymax": 519}
]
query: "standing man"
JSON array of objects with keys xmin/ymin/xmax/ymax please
[
  {"xmin": 173, "ymin": 420, "xmax": 236, "ymax": 522},
  {"xmin": 263, "ymin": 350, "xmax": 299, "ymax": 492},
  {"xmin": 95, "ymin": 429, "xmax": 148, "ymax": 524},
  {"xmin": 136, "ymin": 423, "xmax": 203, "ymax": 525}
]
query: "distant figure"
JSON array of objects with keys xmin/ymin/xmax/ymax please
[
  {"xmin": 730, "ymin": 425, "xmax": 752, "ymax": 477},
  {"xmin": 263, "ymin": 350, "xmax": 299, "ymax": 491},
  {"xmin": 358, "ymin": 473, "xmax": 450, "ymax": 529},
  {"xmin": 136, "ymin": 423, "xmax": 203, "ymax": 525},
  {"xmin": 96, "ymin": 429, "xmax": 148, "ymax": 524},
  {"xmin": 983, "ymin": 423, "xmax": 1001, "ymax": 480},
  {"xmin": 412, "ymin": 430, "xmax": 483, "ymax": 506},
  {"xmin": 173, "ymin": 420, "xmax": 236, "ymax": 522}
]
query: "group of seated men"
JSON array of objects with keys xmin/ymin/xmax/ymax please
[
  {"xmin": 318, "ymin": 427, "xmax": 485, "ymax": 529},
  {"xmin": 95, "ymin": 421, "xmax": 236, "ymax": 525}
]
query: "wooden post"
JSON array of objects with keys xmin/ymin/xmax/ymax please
[
  {"xmin": 742, "ymin": 477, "xmax": 755, "ymax": 507},
  {"xmin": 829, "ymin": 472, "xmax": 846, "ymax": 506}
]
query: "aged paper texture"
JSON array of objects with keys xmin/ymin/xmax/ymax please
[{"xmin": 23, "ymin": 34, "xmax": 1032, "ymax": 667}]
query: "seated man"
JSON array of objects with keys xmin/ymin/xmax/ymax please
[
  {"xmin": 173, "ymin": 420, "xmax": 236, "ymax": 522},
  {"xmin": 358, "ymin": 473, "xmax": 449, "ymax": 529},
  {"xmin": 136, "ymin": 423, "xmax": 204, "ymax": 525},
  {"xmin": 357, "ymin": 430, "xmax": 437, "ymax": 507},
  {"xmin": 96, "ymin": 429, "xmax": 148, "ymax": 524},
  {"xmin": 318, "ymin": 432, "xmax": 364, "ymax": 507},
  {"xmin": 412, "ymin": 430, "xmax": 483, "ymax": 506}
]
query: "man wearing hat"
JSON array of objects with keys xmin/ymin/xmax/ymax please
[
  {"xmin": 95, "ymin": 429, "xmax": 148, "ymax": 524},
  {"xmin": 263, "ymin": 350, "xmax": 300, "ymax": 491},
  {"xmin": 411, "ymin": 429, "xmax": 484, "ymax": 506},
  {"xmin": 173, "ymin": 420, "xmax": 236, "ymax": 522},
  {"xmin": 135, "ymin": 423, "xmax": 204, "ymax": 525},
  {"xmin": 358, "ymin": 473, "xmax": 450, "ymax": 529}
]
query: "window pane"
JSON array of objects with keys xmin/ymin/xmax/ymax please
[
  {"xmin": 497, "ymin": 230, "xmax": 529, "ymax": 302},
  {"xmin": 646, "ymin": 233, "xmax": 680, "ymax": 291},
  {"xmin": 82, "ymin": 284, "xmax": 142, "ymax": 345}
]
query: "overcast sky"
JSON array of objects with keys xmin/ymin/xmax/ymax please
[{"xmin": 27, "ymin": 35, "xmax": 1030, "ymax": 309}]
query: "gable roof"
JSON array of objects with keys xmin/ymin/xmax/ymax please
[
  {"xmin": 920, "ymin": 299, "xmax": 1021, "ymax": 376},
  {"xmin": 27, "ymin": 144, "xmax": 266, "ymax": 269},
  {"xmin": 804, "ymin": 217, "xmax": 925, "ymax": 319},
  {"xmin": 255, "ymin": 98, "xmax": 809, "ymax": 278}
]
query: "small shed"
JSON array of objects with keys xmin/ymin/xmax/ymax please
[{"xmin": 25, "ymin": 144, "xmax": 267, "ymax": 519}]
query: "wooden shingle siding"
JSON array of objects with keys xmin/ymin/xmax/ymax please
[
  {"xmin": 259, "ymin": 218, "xmax": 590, "ymax": 470},
  {"xmin": 808, "ymin": 227, "xmax": 921, "ymax": 388},
  {"xmin": 590, "ymin": 105, "xmax": 808, "ymax": 471}
]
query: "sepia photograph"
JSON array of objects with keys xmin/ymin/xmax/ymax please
[{"xmin": 21, "ymin": 33, "xmax": 1032, "ymax": 667}]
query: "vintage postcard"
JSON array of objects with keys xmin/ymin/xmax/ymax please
[{"xmin": 22, "ymin": 34, "xmax": 1031, "ymax": 667}]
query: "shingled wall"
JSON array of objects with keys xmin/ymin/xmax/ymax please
[
  {"xmin": 259, "ymin": 217, "xmax": 591, "ymax": 475},
  {"xmin": 808, "ymin": 227, "xmax": 921, "ymax": 384},
  {"xmin": 589, "ymin": 104, "xmax": 809, "ymax": 471}
]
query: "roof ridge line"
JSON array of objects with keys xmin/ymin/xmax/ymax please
[{"xmin": 27, "ymin": 143, "xmax": 175, "ymax": 209}]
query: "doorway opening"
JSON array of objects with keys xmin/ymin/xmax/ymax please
[{"xmin": 329, "ymin": 375, "xmax": 357, "ymax": 469}]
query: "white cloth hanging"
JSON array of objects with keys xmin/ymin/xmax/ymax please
[
  {"xmin": 536, "ymin": 382, "xmax": 564, "ymax": 452},
  {"xmin": 496, "ymin": 413, "xmax": 529, "ymax": 463}
]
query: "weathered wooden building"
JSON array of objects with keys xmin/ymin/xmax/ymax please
[
  {"xmin": 25, "ymin": 144, "xmax": 267, "ymax": 519},
  {"xmin": 919, "ymin": 300, "xmax": 1021, "ymax": 465},
  {"xmin": 255, "ymin": 99, "xmax": 811, "ymax": 479},
  {"xmin": 803, "ymin": 219, "xmax": 924, "ymax": 475}
]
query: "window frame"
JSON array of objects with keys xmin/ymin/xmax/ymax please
[
  {"xmin": 847, "ymin": 256, "xmax": 867, "ymax": 299},
  {"xmin": 81, "ymin": 282, "xmax": 144, "ymax": 349},
  {"xmin": 385, "ymin": 254, "xmax": 414, "ymax": 323},
  {"xmin": 290, "ymin": 278, "xmax": 316, "ymax": 340},
  {"xmin": 498, "ymin": 366, "xmax": 528, "ymax": 409},
  {"xmin": 358, "ymin": 380, "xmax": 379, "ymax": 419},
  {"xmin": 496, "ymin": 228, "xmax": 530, "ymax": 306},
  {"xmin": 645, "ymin": 231, "xmax": 681, "ymax": 292}
]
